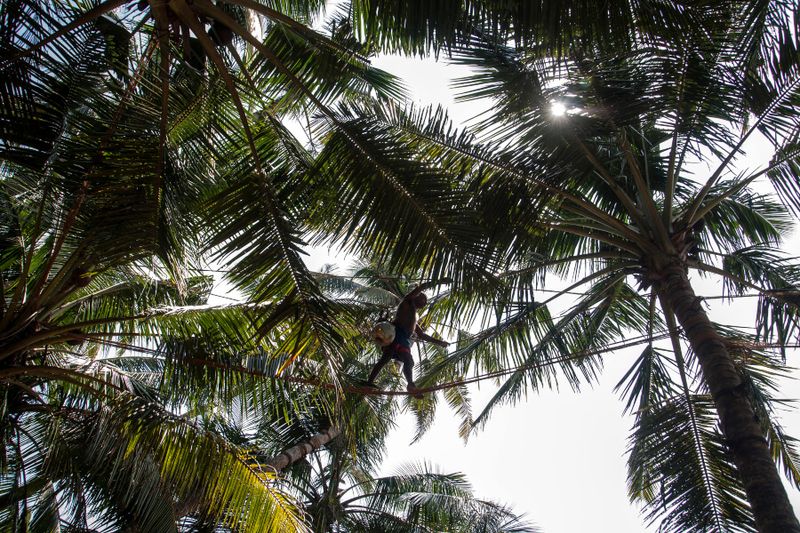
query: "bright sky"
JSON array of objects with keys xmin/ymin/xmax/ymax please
[{"xmin": 302, "ymin": 54, "xmax": 800, "ymax": 532}]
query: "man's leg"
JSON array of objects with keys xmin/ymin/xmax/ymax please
[
  {"xmin": 398, "ymin": 350, "xmax": 415, "ymax": 385},
  {"xmin": 398, "ymin": 350, "xmax": 423, "ymax": 399},
  {"xmin": 366, "ymin": 347, "xmax": 393, "ymax": 385}
]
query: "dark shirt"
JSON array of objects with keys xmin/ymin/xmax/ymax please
[{"xmin": 393, "ymin": 324, "xmax": 412, "ymax": 349}]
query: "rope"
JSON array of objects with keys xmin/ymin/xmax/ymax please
[
  {"xmin": 365, "ymin": 331, "xmax": 677, "ymax": 395},
  {"xmin": 183, "ymin": 331, "xmax": 800, "ymax": 398},
  {"xmin": 210, "ymin": 292, "xmax": 240, "ymax": 302}
]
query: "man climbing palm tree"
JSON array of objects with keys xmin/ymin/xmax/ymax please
[{"xmin": 367, "ymin": 282, "xmax": 449, "ymax": 396}]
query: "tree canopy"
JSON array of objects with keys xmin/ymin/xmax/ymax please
[{"xmin": 2, "ymin": 0, "xmax": 800, "ymax": 532}]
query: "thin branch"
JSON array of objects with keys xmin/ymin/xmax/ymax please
[
  {"xmin": 685, "ymin": 75, "xmax": 800, "ymax": 225},
  {"xmin": 571, "ymin": 135, "xmax": 654, "ymax": 237},
  {"xmin": 691, "ymin": 146, "xmax": 800, "ymax": 223},
  {"xmin": 541, "ymin": 222, "xmax": 642, "ymax": 255},
  {"xmin": 618, "ymin": 130, "xmax": 671, "ymax": 247}
]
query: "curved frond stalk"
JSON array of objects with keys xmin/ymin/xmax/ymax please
[
  {"xmin": 691, "ymin": 145, "xmax": 800, "ymax": 223},
  {"xmin": 362, "ymin": 100, "xmax": 651, "ymax": 249},
  {"xmin": 311, "ymin": 110, "xmax": 501, "ymax": 289},
  {"xmin": 659, "ymin": 298, "xmax": 724, "ymax": 531},
  {"xmin": 222, "ymin": 0, "xmax": 371, "ymax": 63},
  {"xmin": 170, "ymin": 0, "xmax": 344, "ymax": 385}
]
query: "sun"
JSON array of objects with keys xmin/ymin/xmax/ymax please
[{"xmin": 550, "ymin": 101, "xmax": 567, "ymax": 117}]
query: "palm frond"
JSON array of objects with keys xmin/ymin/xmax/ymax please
[
  {"xmin": 725, "ymin": 340, "xmax": 800, "ymax": 488},
  {"xmin": 712, "ymin": 247, "xmax": 800, "ymax": 345},
  {"xmin": 627, "ymin": 395, "xmax": 753, "ymax": 532},
  {"xmin": 66, "ymin": 396, "xmax": 307, "ymax": 532},
  {"xmin": 615, "ymin": 346, "xmax": 679, "ymax": 416},
  {"xmin": 309, "ymin": 104, "xmax": 500, "ymax": 289}
]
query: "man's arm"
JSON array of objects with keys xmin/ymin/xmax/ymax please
[
  {"xmin": 404, "ymin": 277, "xmax": 452, "ymax": 300},
  {"xmin": 415, "ymin": 324, "xmax": 449, "ymax": 347}
]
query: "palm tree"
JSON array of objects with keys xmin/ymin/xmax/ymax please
[
  {"xmin": 0, "ymin": 2, "xmax": 336, "ymax": 527},
  {"xmin": 2, "ymin": 0, "xmax": 518, "ymax": 530},
  {"xmin": 288, "ymin": 458, "xmax": 539, "ymax": 533},
  {"xmin": 2, "ymin": 0, "xmax": 493, "ymax": 346},
  {"xmin": 303, "ymin": 2, "xmax": 800, "ymax": 531},
  {"xmin": 200, "ymin": 367, "xmax": 537, "ymax": 533}
]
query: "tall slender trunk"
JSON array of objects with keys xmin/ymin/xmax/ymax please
[
  {"xmin": 266, "ymin": 426, "xmax": 341, "ymax": 473},
  {"xmin": 659, "ymin": 263, "xmax": 799, "ymax": 532}
]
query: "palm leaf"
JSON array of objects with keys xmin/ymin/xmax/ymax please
[{"xmin": 627, "ymin": 395, "xmax": 753, "ymax": 532}]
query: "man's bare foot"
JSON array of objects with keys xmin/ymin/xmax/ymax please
[{"xmin": 406, "ymin": 383, "xmax": 424, "ymax": 400}]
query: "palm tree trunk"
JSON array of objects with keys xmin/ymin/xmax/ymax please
[
  {"xmin": 266, "ymin": 426, "xmax": 341, "ymax": 473},
  {"xmin": 659, "ymin": 263, "xmax": 800, "ymax": 532}
]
